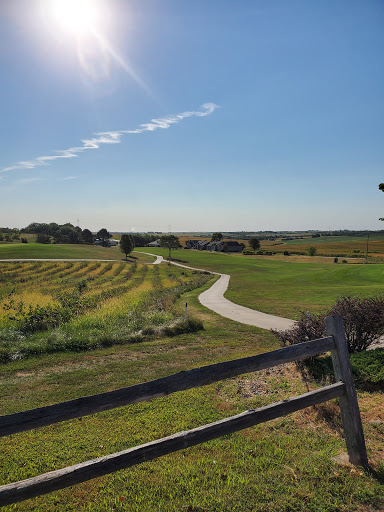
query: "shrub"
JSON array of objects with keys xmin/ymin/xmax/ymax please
[
  {"xmin": 283, "ymin": 250, "xmax": 290, "ymax": 256},
  {"xmin": 353, "ymin": 249, "xmax": 360, "ymax": 253},
  {"xmin": 36, "ymin": 233, "xmax": 51, "ymax": 244},
  {"xmin": 342, "ymin": 259, "xmax": 348, "ymax": 264},
  {"xmin": 272, "ymin": 296, "xmax": 384, "ymax": 353},
  {"xmin": 243, "ymin": 249, "xmax": 255, "ymax": 255},
  {"xmin": 308, "ymin": 246, "xmax": 317, "ymax": 256},
  {"xmin": 334, "ymin": 257, "xmax": 338, "ymax": 263}
]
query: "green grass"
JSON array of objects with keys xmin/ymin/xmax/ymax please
[
  {"xmin": 0, "ymin": 281, "xmax": 383, "ymax": 511},
  {"xmin": 142, "ymin": 248, "xmax": 384, "ymax": 319},
  {"xmin": 0, "ymin": 255, "xmax": 383, "ymax": 510},
  {"xmin": 0, "ymin": 243, "xmax": 156, "ymax": 262},
  {"xmin": 307, "ymin": 349, "xmax": 384, "ymax": 390}
]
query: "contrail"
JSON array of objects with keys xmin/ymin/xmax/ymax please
[{"xmin": 1, "ymin": 103, "xmax": 219, "ymax": 173}]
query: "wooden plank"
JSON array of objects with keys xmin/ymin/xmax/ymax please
[
  {"xmin": 0, "ymin": 382, "xmax": 345, "ymax": 506},
  {"xmin": 325, "ymin": 315, "xmax": 368, "ymax": 467},
  {"xmin": 0, "ymin": 337, "xmax": 334, "ymax": 437}
]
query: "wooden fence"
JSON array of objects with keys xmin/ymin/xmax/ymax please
[{"xmin": 0, "ymin": 315, "xmax": 368, "ymax": 506}]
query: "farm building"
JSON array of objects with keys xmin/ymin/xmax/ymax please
[{"xmin": 147, "ymin": 239, "xmax": 161, "ymax": 247}]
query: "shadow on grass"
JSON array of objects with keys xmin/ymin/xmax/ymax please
[{"xmin": 304, "ymin": 349, "xmax": 384, "ymax": 392}]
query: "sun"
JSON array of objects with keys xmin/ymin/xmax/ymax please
[{"xmin": 50, "ymin": 0, "xmax": 101, "ymax": 36}]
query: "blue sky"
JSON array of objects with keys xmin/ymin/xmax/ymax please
[{"xmin": 1, "ymin": 0, "xmax": 383, "ymax": 232}]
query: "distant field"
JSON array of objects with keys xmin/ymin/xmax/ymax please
[
  {"xmin": 144, "ymin": 248, "xmax": 384, "ymax": 318},
  {"xmin": 178, "ymin": 235, "xmax": 384, "ymax": 258},
  {"xmin": 0, "ymin": 243, "xmax": 156, "ymax": 262},
  {"xmin": 262, "ymin": 238, "xmax": 384, "ymax": 258}
]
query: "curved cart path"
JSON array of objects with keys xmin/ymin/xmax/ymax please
[
  {"xmin": 137, "ymin": 251, "xmax": 295, "ymax": 331},
  {"xmin": 0, "ymin": 253, "xmax": 294, "ymax": 331}
]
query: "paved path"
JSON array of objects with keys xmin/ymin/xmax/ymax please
[
  {"xmin": 137, "ymin": 251, "xmax": 295, "ymax": 331},
  {"xmin": 135, "ymin": 252, "xmax": 164, "ymax": 265},
  {"xmin": 0, "ymin": 253, "xmax": 295, "ymax": 331}
]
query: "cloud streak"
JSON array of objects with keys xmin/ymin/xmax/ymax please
[{"xmin": 1, "ymin": 103, "xmax": 219, "ymax": 174}]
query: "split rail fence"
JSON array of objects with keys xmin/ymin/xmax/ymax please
[{"xmin": 0, "ymin": 314, "xmax": 368, "ymax": 506}]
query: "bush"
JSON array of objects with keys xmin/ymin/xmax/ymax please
[
  {"xmin": 308, "ymin": 246, "xmax": 317, "ymax": 256},
  {"xmin": 243, "ymin": 249, "xmax": 255, "ymax": 255},
  {"xmin": 334, "ymin": 257, "xmax": 338, "ymax": 263},
  {"xmin": 283, "ymin": 250, "xmax": 290, "ymax": 256},
  {"xmin": 272, "ymin": 296, "xmax": 384, "ymax": 353},
  {"xmin": 342, "ymin": 259, "xmax": 348, "ymax": 264},
  {"xmin": 36, "ymin": 233, "xmax": 51, "ymax": 244}
]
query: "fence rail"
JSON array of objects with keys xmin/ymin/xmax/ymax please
[{"xmin": 0, "ymin": 315, "xmax": 368, "ymax": 506}]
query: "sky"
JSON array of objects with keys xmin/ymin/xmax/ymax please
[{"xmin": 0, "ymin": 0, "xmax": 383, "ymax": 232}]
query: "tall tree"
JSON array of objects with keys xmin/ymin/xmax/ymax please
[
  {"xmin": 120, "ymin": 234, "xmax": 135, "ymax": 259},
  {"xmin": 96, "ymin": 228, "xmax": 112, "ymax": 247},
  {"xmin": 211, "ymin": 232, "xmax": 223, "ymax": 242},
  {"xmin": 249, "ymin": 237, "xmax": 260, "ymax": 251},
  {"xmin": 160, "ymin": 235, "xmax": 181, "ymax": 259},
  {"xmin": 81, "ymin": 228, "xmax": 94, "ymax": 245}
]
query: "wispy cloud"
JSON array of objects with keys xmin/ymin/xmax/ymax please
[
  {"xmin": 57, "ymin": 175, "xmax": 80, "ymax": 181},
  {"xmin": 1, "ymin": 103, "xmax": 219, "ymax": 174},
  {"xmin": 16, "ymin": 177, "xmax": 45, "ymax": 185}
]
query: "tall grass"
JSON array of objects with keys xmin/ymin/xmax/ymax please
[{"xmin": 0, "ymin": 262, "xmax": 211, "ymax": 362}]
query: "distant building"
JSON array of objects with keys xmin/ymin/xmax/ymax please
[
  {"xmin": 147, "ymin": 239, "xmax": 161, "ymax": 247},
  {"xmin": 222, "ymin": 241, "xmax": 243, "ymax": 252}
]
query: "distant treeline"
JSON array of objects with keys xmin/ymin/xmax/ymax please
[
  {"xmin": 23, "ymin": 222, "xmax": 94, "ymax": 245},
  {"xmin": 0, "ymin": 228, "xmax": 20, "ymax": 242},
  {"xmin": 192, "ymin": 230, "xmax": 384, "ymax": 241},
  {"xmin": 131, "ymin": 234, "xmax": 158, "ymax": 246},
  {"xmin": 21, "ymin": 223, "xmax": 159, "ymax": 247}
]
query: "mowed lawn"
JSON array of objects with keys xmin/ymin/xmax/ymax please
[
  {"xmin": 141, "ymin": 249, "xmax": 384, "ymax": 319},
  {"xmin": 0, "ymin": 243, "xmax": 155, "ymax": 263}
]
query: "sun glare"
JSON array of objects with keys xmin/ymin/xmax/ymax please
[{"xmin": 51, "ymin": 0, "xmax": 100, "ymax": 36}]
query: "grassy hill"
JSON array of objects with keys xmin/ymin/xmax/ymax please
[
  {"xmin": 0, "ymin": 252, "xmax": 383, "ymax": 510},
  {"xmin": 142, "ymin": 248, "xmax": 384, "ymax": 318}
]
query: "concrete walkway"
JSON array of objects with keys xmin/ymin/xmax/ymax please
[
  {"xmin": 135, "ymin": 252, "xmax": 164, "ymax": 265},
  {"xmin": 137, "ymin": 251, "xmax": 295, "ymax": 331},
  {"xmin": 0, "ymin": 253, "xmax": 295, "ymax": 331}
]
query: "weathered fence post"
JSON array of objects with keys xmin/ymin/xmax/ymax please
[{"xmin": 325, "ymin": 315, "xmax": 368, "ymax": 467}]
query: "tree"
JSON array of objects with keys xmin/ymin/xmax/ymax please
[
  {"xmin": 120, "ymin": 234, "xmax": 135, "ymax": 259},
  {"xmin": 308, "ymin": 246, "xmax": 317, "ymax": 256},
  {"xmin": 96, "ymin": 228, "xmax": 112, "ymax": 247},
  {"xmin": 211, "ymin": 232, "xmax": 223, "ymax": 242},
  {"xmin": 249, "ymin": 237, "xmax": 260, "ymax": 251},
  {"xmin": 36, "ymin": 233, "xmax": 51, "ymax": 244},
  {"xmin": 160, "ymin": 235, "xmax": 181, "ymax": 259},
  {"xmin": 81, "ymin": 229, "xmax": 94, "ymax": 245}
]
